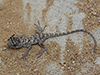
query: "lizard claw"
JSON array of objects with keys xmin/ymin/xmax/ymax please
[
  {"xmin": 22, "ymin": 51, "xmax": 30, "ymax": 59},
  {"xmin": 36, "ymin": 51, "xmax": 43, "ymax": 58},
  {"xmin": 36, "ymin": 49, "xmax": 49, "ymax": 58}
]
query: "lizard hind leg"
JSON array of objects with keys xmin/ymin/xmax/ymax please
[
  {"xmin": 36, "ymin": 43, "xmax": 48, "ymax": 58},
  {"xmin": 34, "ymin": 20, "xmax": 47, "ymax": 33}
]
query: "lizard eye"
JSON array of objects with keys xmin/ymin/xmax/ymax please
[{"xmin": 13, "ymin": 44, "xmax": 17, "ymax": 46}]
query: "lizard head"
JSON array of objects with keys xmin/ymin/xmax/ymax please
[{"xmin": 7, "ymin": 34, "xmax": 23, "ymax": 48}]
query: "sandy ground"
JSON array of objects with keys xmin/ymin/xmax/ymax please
[{"xmin": 0, "ymin": 0, "xmax": 100, "ymax": 75}]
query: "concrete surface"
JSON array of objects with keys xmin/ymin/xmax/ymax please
[{"xmin": 0, "ymin": 0, "xmax": 100, "ymax": 75}]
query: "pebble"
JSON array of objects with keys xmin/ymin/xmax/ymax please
[
  {"xmin": 72, "ymin": 61, "xmax": 75, "ymax": 63},
  {"xmin": 18, "ymin": 55, "xmax": 23, "ymax": 59},
  {"xmin": 3, "ymin": 47, "xmax": 7, "ymax": 50},
  {"xmin": 17, "ymin": 73, "xmax": 19, "ymax": 75},
  {"xmin": 34, "ymin": 69, "xmax": 38, "ymax": 72},
  {"xmin": 4, "ymin": 39, "xmax": 7, "ymax": 42}
]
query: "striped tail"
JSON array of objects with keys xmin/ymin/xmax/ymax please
[{"xmin": 46, "ymin": 29, "xmax": 97, "ymax": 52}]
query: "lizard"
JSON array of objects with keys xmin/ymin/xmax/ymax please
[{"xmin": 7, "ymin": 21, "xmax": 97, "ymax": 58}]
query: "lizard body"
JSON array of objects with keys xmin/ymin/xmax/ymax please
[{"xmin": 7, "ymin": 21, "xmax": 97, "ymax": 58}]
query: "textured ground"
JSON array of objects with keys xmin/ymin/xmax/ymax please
[{"xmin": 0, "ymin": 0, "xmax": 100, "ymax": 75}]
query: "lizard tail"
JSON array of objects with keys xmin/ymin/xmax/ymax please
[{"xmin": 47, "ymin": 29, "xmax": 97, "ymax": 52}]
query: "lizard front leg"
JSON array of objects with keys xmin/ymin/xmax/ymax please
[
  {"xmin": 22, "ymin": 45, "xmax": 32, "ymax": 59},
  {"xmin": 34, "ymin": 20, "xmax": 47, "ymax": 34}
]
